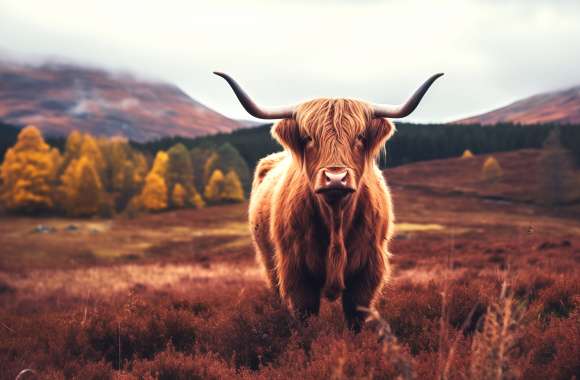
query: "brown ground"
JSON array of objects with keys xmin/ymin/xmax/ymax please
[{"xmin": 0, "ymin": 150, "xmax": 578, "ymax": 379}]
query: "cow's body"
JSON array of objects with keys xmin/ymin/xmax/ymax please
[
  {"xmin": 215, "ymin": 71, "xmax": 442, "ymax": 330},
  {"xmin": 248, "ymin": 100, "xmax": 395, "ymax": 330}
]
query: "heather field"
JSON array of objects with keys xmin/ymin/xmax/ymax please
[{"xmin": 1, "ymin": 151, "xmax": 579, "ymax": 380}]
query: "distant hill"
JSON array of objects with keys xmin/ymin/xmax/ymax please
[
  {"xmin": 384, "ymin": 148, "xmax": 580, "ymax": 211},
  {"xmin": 455, "ymin": 85, "xmax": 580, "ymax": 125},
  {"xmin": 236, "ymin": 119, "xmax": 268, "ymax": 128},
  {"xmin": 0, "ymin": 61, "xmax": 241, "ymax": 142}
]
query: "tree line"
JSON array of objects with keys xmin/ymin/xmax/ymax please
[
  {"xmin": 0, "ymin": 120, "xmax": 578, "ymax": 217},
  {"xmin": 0, "ymin": 126, "xmax": 248, "ymax": 216},
  {"xmin": 2, "ymin": 120, "xmax": 577, "ymax": 173},
  {"xmin": 137, "ymin": 122, "xmax": 580, "ymax": 170}
]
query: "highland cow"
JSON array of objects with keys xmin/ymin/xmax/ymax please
[{"xmin": 216, "ymin": 72, "xmax": 442, "ymax": 330}]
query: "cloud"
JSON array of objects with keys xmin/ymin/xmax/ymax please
[{"xmin": 0, "ymin": 0, "xmax": 579, "ymax": 122}]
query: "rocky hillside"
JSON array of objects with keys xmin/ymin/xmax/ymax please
[
  {"xmin": 0, "ymin": 61, "xmax": 241, "ymax": 142},
  {"xmin": 455, "ymin": 85, "xmax": 580, "ymax": 125}
]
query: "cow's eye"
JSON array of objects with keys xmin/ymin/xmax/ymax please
[
  {"xmin": 357, "ymin": 134, "xmax": 366, "ymax": 143},
  {"xmin": 303, "ymin": 135, "xmax": 313, "ymax": 144}
]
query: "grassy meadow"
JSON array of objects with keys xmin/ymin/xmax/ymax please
[{"xmin": 0, "ymin": 149, "xmax": 578, "ymax": 379}]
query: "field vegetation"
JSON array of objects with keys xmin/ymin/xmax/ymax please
[{"xmin": 1, "ymin": 149, "xmax": 578, "ymax": 379}]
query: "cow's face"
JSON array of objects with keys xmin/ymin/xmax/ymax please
[{"xmin": 273, "ymin": 99, "xmax": 394, "ymax": 205}]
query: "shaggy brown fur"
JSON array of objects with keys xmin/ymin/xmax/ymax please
[{"xmin": 249, "ymin": 99, "xmax": 395, "ymax": 330}]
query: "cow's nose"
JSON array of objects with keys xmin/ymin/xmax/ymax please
[
  {"xmin": 323, "ymin": 168, "xmax": 348, "ymax": 187},
  {"xmin": 314, "ymin": 167, "xmax": 355, "ymax": 202}
]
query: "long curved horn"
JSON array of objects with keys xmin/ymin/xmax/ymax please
[
  {"xmin": 372, "ymin": 73, "xmax": 444, "ymax": 118},
  {"xmin": 214, "ymin": 72, "xmax": 296, "ymax": 119}
]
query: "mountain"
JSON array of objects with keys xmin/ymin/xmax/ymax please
[
  {"xmin": 236, "ymin": 119, "xmax": 269, "ymax": 128},
  {"xmin": 0, "ymin": 61, "xmax": 241, "ymax": 142},
  {"xmin": 455, "ymin": 85, "xmax": 580, "ymax": 125}
]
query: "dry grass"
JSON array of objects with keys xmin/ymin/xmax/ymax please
[
  {"xmin": 469, "ymin": 281, "xmax": 524, "ymax": 380},
  {"xmin": 0, "ymin": 164, "xmax": 579, "ymax": 379},
  {"xmin": 1, "ymin": 264, "xmax": 577, "ymax": 379}
]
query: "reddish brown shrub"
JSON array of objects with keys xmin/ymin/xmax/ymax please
[
  {"xmin": 379, "ymin": 281, "xmax": 442, "ymax": 354},
  {"xmin": 259, "ymin": 329, "xmax": 415, "ymax": 380},
  {"xmin": 447, "ymin": 282, "xmax": 488, "ymax": 333},
  {"xmin": 131, "ymin": 346, "xmax": 240, "ymax": 380},
  {"xmin": 536, "ymin": 277, "xmax": 579, "ymax": 320},
  {"xmin": 196, "ymin": 289, "xmax": 294, "ymax": 370},
  {"xmin": 513, "ymin": 272, "xmax": 555, "ymax": 304},
  {"xmin": 75, "ymin": 297, "xmax": 197, "ymax": 368},
  {"xmin": 62, "ymin": 361, "xmax": 113, "ymax": 380},
  {"xmin": 1, "ymin": 230, "xmax": 578, "ymax": 379},
  {"xmin": 521, "ymin": 310, "xmax": 580, "ymax": 379}
]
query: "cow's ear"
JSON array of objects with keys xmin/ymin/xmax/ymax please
[
  {"xmin": 272, "ymin": 118, "xmax": 302, "ymax": 154},
  {"xmin": 366, "ymin": 118, "xmax": 395, "ymax": 157}
]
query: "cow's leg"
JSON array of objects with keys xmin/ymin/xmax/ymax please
[
  {"xmin": 282, "ymin": 269, "xmax": 322, "ymax": 321},
  {"xmin": 255, "ymin": 245, "xmax": 281, "ymax": 298},
  {"xmin": 251, "ymin": 210, "xmax": 282, "ymax": 299},
  {"xmin": 342, "ymin": 265, "xmax": 384, "ymax": 332}
]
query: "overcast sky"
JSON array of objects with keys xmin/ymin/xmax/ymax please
[{"xmin": 1, "ymin": 0, "xmax": 579, "ymax": 122}]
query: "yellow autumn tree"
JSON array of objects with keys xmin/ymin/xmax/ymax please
[
  {"xmin": 204, "ymin": 169, "xmax": 225, "ymax": 203},
  {"xmin": 60, "ymin": 156, "xmax": 103, "ymax": 216},
  {"xmin": 79, "ymin": 134, "xmax": 105, "ymax": 176},
  {"xmin": 203, "ymin": 143, "xmax": 251, "ymax": 192},
  {"xmin": 203, "ymin": 169, "xmax": 244, "ymax": 204},
  {"xmin": 203, "ymin": 152, "xmax": 219, "ymax": 187},
  {"xmin": 167, "ymin": 143, "xmax": 201, "ymax": 209},
  {"xmin": 171, "ymin": 183, "xmax": 186, "ymax": 208},
  {"xmin": 50, "ymin": 148, "xmax": 62, "ymax": 174},
  {"xmin": 482, "ymin": 156, "xmax": 503, "ymax": 183},
  {"xmin": 222, "ymin": 170, "xmax": 245, "ymax": 203},
  {"xmin": 151, "ymin": 151, "xmax": 169, "ymax": 178},
  {"xmin": 60, "ymin": 130, "xmax": 83, "ymax": 174},
  {"xmin": 461, "ymin": 149, "xmax": 474, "ymax": 159},
  {"xmin": 0, "ymin": 126, "xmax": 61, "ymax": 212},
  {"xmin": 141, "ymin": 172, "xmax": 167, "ymax": 211},
  {"xmin": 98, "ymin": 137, "xmax": 148, "ymax": 211},
  {"xmin": 139, "ymin": 151, "xmax": 169, "ymax": 211},
  {"xmin": 117, "ymin": 151, "xmax": 148, "ymax": 210},
  {"xmin": 190, "ymin": 191, "xmax": 205, "ymax": 208}
]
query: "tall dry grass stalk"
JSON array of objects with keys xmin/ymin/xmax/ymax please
[
  {"xmin": 438, "ymin": 296, "xmax": 480, "ymax": 380},
  {"xmin": 437, "ymin": 284, "xmax": 450, "ymax": 379},
  {"xmin": 470, "ymin": 281, "xmax": 524, "ymax": 380},
  {"xmin": 437, "ymin": 240, "xmax": 479, "ymax": 380}
]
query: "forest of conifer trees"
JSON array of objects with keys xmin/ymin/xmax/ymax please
[{"xmin": 138, "ymin": 122, "xmax": 580, "ymax": 170}]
